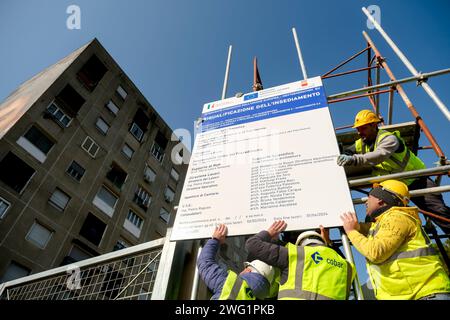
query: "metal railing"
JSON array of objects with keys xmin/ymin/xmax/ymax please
[{"xmin": 0, "ymin": 238, "xmax": 165, "ymax": 300}]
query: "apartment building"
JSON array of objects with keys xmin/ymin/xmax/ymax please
[{"xmin": 0, "ymin": 39, "xmax": 189, "ymax": 283}]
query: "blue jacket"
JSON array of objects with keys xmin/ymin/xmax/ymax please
[{"xmin": 197, "ymin": 238, "xmax": 270, "ymax": 300}]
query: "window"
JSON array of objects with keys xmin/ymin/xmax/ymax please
[
  {"xmin": 17, "ymin": 125, "xmax": 54, "ymax": 163},
  {"xmin": 66, "ymin": 245, "xmax": 93, "ymax": 263},
  {"xmin": 113, "ymin": 238, "xmax": 130, "ymax": 251},
  {"xmin": 150, "ymin": 132, "xmax": 168, "ymax": 163},
  {"xmin": 133, "ymin": 185, "xmax": 151, "ymax": 210},
  {"xmin": 81, "ymin": 136, "xmax": 99, "ymax": 158},
  {"xmin": 143, "ymin": 165, "xmax": 156, "ymax": 183},
  {"xmin": 105, "ymin": 100, "xmax": 119, "ymax": 115},
  {"xmin": 77, "ymin": 54, "xmax": 107, "ymax": 91},
  {"xmin": 26, "ymin": 221, "xmax": 53, "ymax": 249},
  {"xmin": 0, "ymin": 197, "xmax": 11, "ymax": 219},
  {"xmin": 0, "ymin": 152, "xmax": 35, "ymax": 193},
  {"xmin": 164, "ymin": 187, "xmax": 175, "ymax": 203},
  {"xmin": 124, "ymin": 210, "xmax": 143, "ymax": 238},
  {"xmin": 54, "ymin": 84, "xmax": 85, "ymax": 116},
  {"xmin": 49, "ymin": 188, "xmax": 70, "ymax": 211},
  {"xmin": 129, "ymin": 109, "xmax": 150, "ymax": 142},
  {"xmin": 95, "ymin": 117, "xmax": 109, "ymax": 135},
  {"xmin": 170, "ymin": 168, "xmax": 179, "ymax": 182},
  {"xmin": 106, "ymin": 163, "xmax": 127, "ymax": 189},
  {"xmin": 93, "ymin": 186, "xmax": 118, "ymax": 217},
  {"xmin": 79, "ymin": 213, "xmax": 107, "ymax": 246},
  {"xmin": 61, "ymin": 244, "xmax": 94, "ymax": 266},
  {"xmin": 66, "ymin": 161, "xmax": 85, "ymax": 181},
  {"xmin": 150, "ymin": 143, "xmax": 164, "ymax": 163},
  {"xmin": 130, "ymin": 123, "xmax": 144, "ymax": 141},
  {"xmin": 116, "ymin": 85, "xmax": 127, "ymax": 100},
  {"xmin": 159, "ymin": 208, "xmax": 170, "ymax": 224},
  {"xmin": 45, "ymin": 101, "xmax": 72, "ymax": 127},
  {"xmin": 121, "ymin": 144, "xmax": 134, "ymax": 160},
  {"xmin": 0, "ymin": 261, "xmax": 31, "ymax": 283}
]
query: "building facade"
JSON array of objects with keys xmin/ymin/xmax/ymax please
[{"xmin": 0, "ymin": 39, "xmax": 189, "ymax": 283}]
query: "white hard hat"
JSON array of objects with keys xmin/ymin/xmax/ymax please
[
  {"xmin": 244, "ymin": 260, "xmax": 274, "ymax": 283},
  {"xmin": 295, "ymin": 231, "xmax": 326, "ymax": 246}
]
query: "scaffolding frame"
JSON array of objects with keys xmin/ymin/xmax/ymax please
[{"xmin": 321, "ymin": 31, "xmax": 450, "ymax": 286}]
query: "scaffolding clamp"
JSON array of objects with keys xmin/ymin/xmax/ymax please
[{"xmin": 416, "ymin": 72, "xmax": 429, "ymax": 86}]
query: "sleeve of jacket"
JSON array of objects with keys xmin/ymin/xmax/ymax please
[
  {"xmin": 197, "ymin": 239, "xmax": 228, "ymax": 294},
  {"xmin": 347, "ymin": 211, "xmax": 416, "ymax": 264},
  {"xmin": 343, "ymin": 143, "xmax": 357, "ymax": 156},
  {"xmin": 245, "ymin": 231, "xmax": 288, "ymax": 270},
  {"xmin": 352, "ymin": 134, "xmax": 400, "ymax": 166}
]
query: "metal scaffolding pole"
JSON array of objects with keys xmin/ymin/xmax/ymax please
[
  {"xmin": 375, "ymin": 64, "xmax": 381, "ymax": 115},
  {"xmin": 362, "ymin": 7, "xmax": 450, "ymax": 121},
  {"xmin": 348, "ymin": 165, "xmax": 450, "ymax": 188},
  {"xmin": 221, "ymin": 45, "xmax": 233, "ymax": 100},
  {"xmin": 327, "ymin": 68, "xmax": 450, "ymax": 100},
  {"xmin": 353, "ymin": 185, "xmax": 450, "ymax": 205},
  {"xmin": 292, "ymin": 27, "xmax": 308, "ymax": 80},
  {"xmin": 340, "ymin": 231, "xmax": 364, "ymax": 300},
  {"xmin": 190, "ymin": 243, "xmax": 202, "ymax": 300},
  {"xmin": 388, "ymin": 88, "xmax": 395, "ymax": 124},
  {"xmin": 367, "ymin": 32, "xmax": 446, "ymax": 161}
]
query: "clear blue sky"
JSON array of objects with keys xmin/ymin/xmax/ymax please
[{"xmin": 1, "ymin": 0, "xmax": 449, "ymax": 289}]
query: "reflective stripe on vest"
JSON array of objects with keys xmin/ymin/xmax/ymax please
[
  {"xmin": 218, "ymin": 270, "xmax": 256, "ymax": 300},
  {"xmin": 278, "ymin": 243, "xmax": 354, "ymax": 300},
  {"xmin": 366, "ymin": 207, "xmax": 450, "ymax": 300},
  {"xmin": 355, "ymin": 130, "xmax": 425, "ymax": 185}
]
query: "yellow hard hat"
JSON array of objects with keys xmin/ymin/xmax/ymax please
[
  {"xmin": 353, "ymin": 110, "xmax": 381, "ymax": 128},
  {"xmin": 378, "ymin": 180, "xmax": 410, "ymax": 206}
]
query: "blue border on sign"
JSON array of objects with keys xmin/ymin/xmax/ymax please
[{"xmin": 201, "ymin": 86, "xmax": 327, "ymax": 132}]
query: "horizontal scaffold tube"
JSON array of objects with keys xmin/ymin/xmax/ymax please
[
  {"xmin": 327, "ymin": 68, "xmax": 450, "ymax": 100},
  {"xmin": 348, "ymin": 165, "xmax": 450, "ymax": 188},
  {"xmin": 353, "ymin": 185, "xmax": 450, "ymax": 205}
]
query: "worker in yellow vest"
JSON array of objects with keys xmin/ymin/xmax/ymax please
[
  {"xmin": 246, "ymin": 222, "xmax": 355, "ymax": 300},
  {"xmin": 337, "ymin": 109, "xmax": 450, "ymax": 234},
  {"xmin": 341, "ymin": 179, "xmax": 450, "ymax": 300},
  {"xmin": 197, "ymin": 224, "xmax": 275, "ymax": 300}
]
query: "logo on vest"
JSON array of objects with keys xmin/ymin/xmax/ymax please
[
  {"xmin": 245, "ymin": 287, "xmax": 254, "ymax": 298},
  {"xmin": 311, "ymin": 251, "xmax": 323, "ymax": 264}
]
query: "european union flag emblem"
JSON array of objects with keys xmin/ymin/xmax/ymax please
[{"xmin": 243, "ymin": 92, "xmax": 258, "ymax": 101}]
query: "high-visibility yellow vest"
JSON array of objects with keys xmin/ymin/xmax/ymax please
[
  {"xmin": 355, "ymin": 129, "xmax": 425, "ymax": 185},
  {"xmin": 218, "ymin": 270, "xmax": 256, "ymax": 300},
  {"xmin": 366, "ymin": 207, "xmax": 450, "ymax": 300},
  {"xmin": 278, "ymin": 243, "xmax": 354, "ymax": 300},
  {"xmin": 267, "ymin": 267, "xmax": 280, "ymax": 299}
]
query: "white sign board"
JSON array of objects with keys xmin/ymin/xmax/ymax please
[{"xmin": 171, "ymin": 77, "xmax": 354, "ymax": 241}]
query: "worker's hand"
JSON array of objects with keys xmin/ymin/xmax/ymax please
[
  {"xmin": 340, "ymin": 212, "xmax": 360, "ymax": 234},
  {"xmin": 319, "ymin": 225, "xmax": 332, "ymax": 246},
  {"xmin": 337, "ymin": 154, "xmax": 355, "ymax": 166},
  {"xmin": 212, "ymin": 224, "xmax": 227, "ymax": 244},
  {"xmin": 267, "ymin": 220, "xmax": 287, "ymax": 239}
]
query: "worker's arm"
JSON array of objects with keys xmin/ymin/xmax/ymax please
[
  {"xmin": 245, "ymin": 231, "xmax": 289, "ymax": 270},
  {"xmin": 358, "ymin": 222, "xmax": 372, "ymax": 236},
  {"xmin": 197, "ymin": 238, "xmax": 228, "ymax": 294},
  {"xmin": 352, "ymin": 135, "xmax": 399, "ymax": 166},
  {"xmin": 345, "ymin": 212, "xmax": 416, "ymax": 264},
  {"xmin": 197, "ymin": 225, "xmax": 229, "ymax": 295}
]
